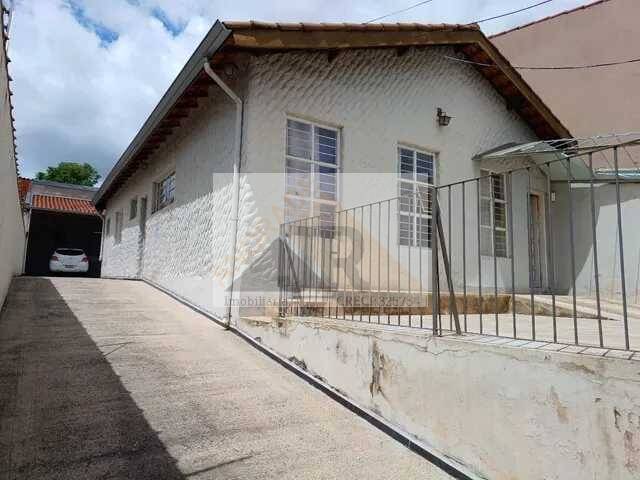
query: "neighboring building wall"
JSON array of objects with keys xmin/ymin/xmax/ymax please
[
  {"xmin": 0, "ymin": 26, "xmax": 24, "ymax": 305},
  {"xmin": 493, "ymin": 0, "xmax": 640, "ymax": 299},
  {"xmin": 101, "ymin": 86, "xmax": 236, "ymax": 318},
  {"xmin": 492, "ymin": 0, "xmax": 640, "ymax": 138}
]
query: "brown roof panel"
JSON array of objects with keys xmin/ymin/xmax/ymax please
[{"xmin": 32, "ymin": 194, "xmax": 99, "ymax": 216}]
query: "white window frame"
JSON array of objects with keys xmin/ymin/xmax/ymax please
[
  {"xmin": 398, "ymin": 146, "xmax": 435, "ymax": 248},
  {"xmin": 284, "ymin": 117, "xmax": 340, "ymax": 235},
  {"xmin": 153, "ymin": 172, "xmax": 175, "ymax": 213},
  {"xmin": 114, "ymin": 211, "xmax": 123, "ymax": 244},
  {"xmin": 480, "ymin": 169, "xmax": 509, "ymax": 258}
]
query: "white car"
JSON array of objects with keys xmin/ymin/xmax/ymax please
[{"xmin": 49, "ymin": 248, "xmax": 90, "ymax": 274}]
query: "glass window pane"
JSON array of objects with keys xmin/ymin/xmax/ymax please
[
  {"xmin": 287, "ymin": 119, "xmax": 312, "ymax": 159},
  {"xmin": 315, "ymin": 127, "xmax": 337, "ymax": 164},
  {"xmin": 493, "ymin": 174, "xmax": 505, "ymax": 200},
  {"xmin": 480, "ymin": 198, "xmax": 492, "ymax": 226},
  {"xmin": 399, "ymin": 214, "xmax": 413, "ymax": 246},
  {"xmin": 315, "ymin": 165, "xmax": 336, "ymax": 201},
  {"xmin": 494, "ymin": 202, "xmax": 506, "ymax": 229},
  {"xmin": 286, "ymin": 158, "xmax": 311, "ymax": 197},
  {"xmin": 399, "ymin": 181, "xmax": 414, "ymax": 213},
  {"xmin": 494, "ymin": 230, "xmax": 507, "ymax": 257},
  {"xmin": 399, "ymin": 148, "xmax": 414, "ymax": 180},
  {"xmin": 416, "ymin": 152, "xmax": 434, "ymax": 184}
]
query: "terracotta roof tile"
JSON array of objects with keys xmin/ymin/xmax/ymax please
[
  {"xmin": 223, "ymin": 21, "xmax": 480, "ymax": 33},
  {"xmin": 31, "ymin": 194, "xmax": 99, "ymax": 216}
]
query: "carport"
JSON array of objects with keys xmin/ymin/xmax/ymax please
[{"xmin": 24, "ymin": 192, "xmax": 102, "ymax": 276}]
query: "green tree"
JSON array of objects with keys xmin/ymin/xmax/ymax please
[{"xmin": 35, "ymin": 162, "xmax": 101, "ymax": 187}]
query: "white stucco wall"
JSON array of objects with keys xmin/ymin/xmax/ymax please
[
  {"xmin": 236, "ymin": 46, "xmax": 539, "ymax": 307},
  {"xmin": 0, "ymin": 30, "xmax": 24, "ymax": 306},
  {"xmin": 239, "ymin": 315, "xmax": 640, "ymax": 480},
  {"xmin": 102, "ymin": 45, "xmax": 543, "ymax": 316},
  {"xmin": 101, "ymin": 86, "xmax": 236, "ymax": 318}
]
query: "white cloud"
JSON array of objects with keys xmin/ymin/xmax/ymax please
[{"xmin": 8, "ymin": 0, "xmax": 588, "ymax": 180}]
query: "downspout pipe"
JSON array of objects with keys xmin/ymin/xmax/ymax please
[{"xmin": 203, "ymin": 60, "xmax": 243, "ymax": 330}]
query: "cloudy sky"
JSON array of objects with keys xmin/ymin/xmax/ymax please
[{"xmin": 8, "ymin": 0, "xmax": 589, "ymax": 181}]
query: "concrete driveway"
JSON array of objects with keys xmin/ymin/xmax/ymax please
[{"xmin": 0, "ymin": 277, "xmax": 452, "ymax": 479}]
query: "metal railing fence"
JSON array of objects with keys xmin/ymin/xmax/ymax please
[{"xmin": 278, "ymin": 145, "xmax": 640, "ymax": 352}]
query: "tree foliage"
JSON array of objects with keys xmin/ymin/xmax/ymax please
[{"xmin": 35, "ymin": 162, "xmax": 101, "ymax": 187}]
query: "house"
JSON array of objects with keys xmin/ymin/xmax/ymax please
[
  {"xmin": 22, "ymin": 178, "xmax": 102, "ymax": 276},
  {"xmin": 0, "ymin": 6, "xmax": 23, "ymax": 306},
  {"xmin": 93, "ymin": 20, "xmax": 582, "ymax": 322}
]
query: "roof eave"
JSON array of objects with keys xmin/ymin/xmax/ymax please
[{"xmin": 93, "ymin": 20, "xmax": 232, "ymax": 208}]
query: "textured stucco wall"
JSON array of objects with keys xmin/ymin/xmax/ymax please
[
  {"xmin": 552, "ymin": 182, "xmax": 640, "ymax": 298},
  {"xmin": 102, "ymin": 45, "xmax": 542, "ymax": 315},
  {"xmin": 239, "ymin": 315, "xmax": 640, "ymax": 479},
  {"xmin": 236, "ymin": 46, "xmax": 539, "ymax": 304},
  {"xmin": 0, "ymin": 29, "xmax": 24, "ymax": 306},
  {"xmin": 101, "ymin": 86, "xmax": 236, "ymax": 318}
]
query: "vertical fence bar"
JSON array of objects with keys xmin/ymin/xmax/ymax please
[
  {"xmin": 295, "ymin": 220, "xmax": 301, "ymax": 316},
  {"xmin": 462, "ymin": 182, "xmax": 467, "ymax": 332},
  {"xmin": 545, "ymin": 165, "xmax": 557, "ymax": 343},
  {"xmin": 419, "ymin": 192, "xmax": 424, "ymax": 329},
  {"xmin": 588, "ymin": 154, "xmax": 603, "ymax": 347},
  {"xmin": 614, "ymin": 147, "xmax": 630, "ymax": 350},
  {"xmin": 408, "ymin": 196, "xmax": 412, "ymax": 327},
  {"xmin": 278, "ymin": 224, "xmax": 284, "ymax": 317},
  {"xmin": 343, "ymin": 211, "xmax": 348, "ymax": 321},
  {"xmin": 335, "ymin": 210, "xmax": 342, "ymax": 319},
  {"xmin": 477, "ymin": 178, "xmax": 483, "ymax": 334},
  {"xmin": 397, "ymin": 198, "xmax": 401, "ymax": 326},
  {"xmin": 492, "ymin": 175, "xmax": 499, "ymax": 336},
  {"xmin": 448, "ymin": 186, "xmax": 452, "ymax": 330},
  {"xmin": 432, "ymin": 185, "xmax": 439, "ymax": 335},
  {"xmin": 508, "ymin": 172, "xmax": 516, "ymax": 338},
  {"xmin": 566, "ymin": 159, "xmax": 578, "ymax": 344},
  {"xmin": 359, "ymin": 206, "xmax": 364, "ymax": 322},
  {"xmin": 526, "ymin": 168, "xmax": 536, "ymax": 340},
  {"xmin": 352, "ymin": 208, "xmax": 356, "ymax": 322},
  {"xmin": 378, "ymin": 202, "xmax": 382, "ymax": 323},
  {"xmin": 387, "ymin": 200, "xmax": 391, "ymax": 325},
  {"xmin": 369, "ymin": 204, "xmax": 373, "ymax": 322}
]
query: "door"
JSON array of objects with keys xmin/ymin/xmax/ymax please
[{"xmin": 529, "ymin": 194, "xmax": 543, "ymax": 289}]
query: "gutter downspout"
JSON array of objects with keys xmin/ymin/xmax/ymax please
[{"xmin": 203, "ymin": 60, "xmax": 243, "ymax": 330}]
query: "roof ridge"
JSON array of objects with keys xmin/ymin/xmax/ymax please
[{"xmin": 490, "ymin": 0, "xmax": 611, "ymax": 38}]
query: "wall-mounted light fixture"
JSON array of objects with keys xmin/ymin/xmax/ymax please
[{"xmin": 437, "ymin": 108, "xmax": 452, "ymax": 127}]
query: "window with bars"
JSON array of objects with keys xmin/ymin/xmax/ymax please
[
  {"xmin": 285, "ymin": 118, "xmax": 338, "ymax": 237},
  {"xmin": 398, "ymin": 147, "xmax": 434, "ymax": 247},
  {"xmin": 129, "ymin": 197, "xmax": 138, "ymax": 220},
  {"xmin": 114, "ymin": 211, "xmax": 123, "ymax": 244},
  {"xmin": 480, "ymin": 169, "xmax": 509, "ymax": 257},
  {"xmin": 153, "ymin": 172, "xmax": 175, "ymax": 213}
]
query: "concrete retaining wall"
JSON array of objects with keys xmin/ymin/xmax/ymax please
[{"xmin": 238, "ymin": 315, "xmax": 640, "ymax": 479}]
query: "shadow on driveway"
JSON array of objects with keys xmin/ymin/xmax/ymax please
[{"xmin": 0, "ymin": 277, "xmax": 184, "ymax": 479}]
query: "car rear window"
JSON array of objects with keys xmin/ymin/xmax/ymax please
[{"xmin": 55, "ymin": 249, "xmax": 84, "ymax": 256}]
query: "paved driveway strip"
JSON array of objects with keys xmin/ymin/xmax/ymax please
[{"xmin": 0, "ymin": 277, "xmax": 452, "ymax": 479}]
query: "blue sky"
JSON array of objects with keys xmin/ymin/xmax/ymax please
[{"xmin": 8, "ymin": 0, "xmax": 590, "ymax": 180}]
